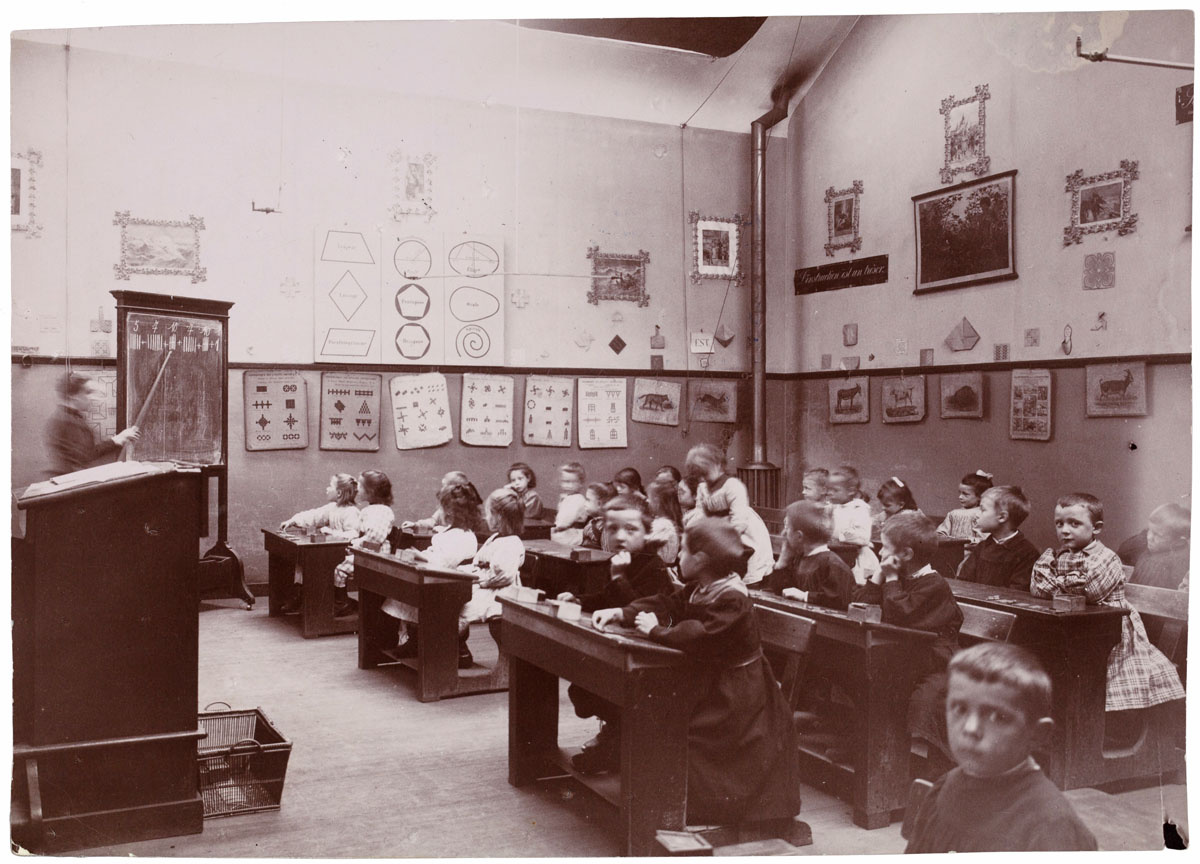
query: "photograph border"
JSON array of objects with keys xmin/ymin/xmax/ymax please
[
  {"xmin": 824, "ymin": 182, "xmax": 863, "ymax": 257},
  {"xmin": 689, "ymin": 210, "xmax": 746, "ymax": 284},
  {"xmin": 1063, "ymin": 160, "xmax": 1139, "ymax": 246},
  {"xmin": 113, "ymin": 210, "xmax": 207, "ymax": 283}
]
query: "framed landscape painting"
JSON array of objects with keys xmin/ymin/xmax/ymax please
[{"xmin": 913, "ymin": 170, "xmax": 1016, "ymax": 294}]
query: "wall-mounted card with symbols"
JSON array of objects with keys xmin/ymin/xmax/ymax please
[
  {"xmin": 460, "ymin": 373, "xmax": 514, "ymax": 447},
  {"xmin": 244, "ymin": 370, "xmax": 309, "ymax": 451},
  {"xmin": 320, "ymin": 371, "xmax": 381, "ymax": 451},
  {"xmin": 389, "ymin": 372, "xmax": 453, "ymax": 450},
  {"xmin": 522, "ymin": 375, "xmax": 574, "ymax": 447},
  {"xmin": 578, "ymin": 377, "xmax": 628, "ymax": 449}
]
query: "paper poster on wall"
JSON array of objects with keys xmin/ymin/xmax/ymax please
[
  {"xmin": 381, "ymin": 230, "xmax": 445, "ymax": 364},
  {"xmin": 320, "ymin": 372, "xmax": 382, "ymax": 451},
  {"xmin": 314, "ymin": 226, "xmax": 381, "ymax": 363},
  {"xmin": 1010, "ymin": 368, "xmax": 1052, "ymax": 441},
  {"xmin": 631, "ymin": 378, "xmax": 681, "ymax": 427},
  {"xmin": 578, "ymin": 377, "xmax": 628, "ymax": 449},
  {"xmin": 389, "ymin": 372, "xmax": 452, "ymax": 450},
  {"xmin": 522, "ymin": 375, "xmax": 574, "ymax": 447},
  {"xmin": 460, "ymin": 373, "xmax": 514, "ymax": 447},
  {"xmin": 244, "ymin": 370, "xmax": 309, "ymax": 451},
  {"xmin": 689, "ymin": 379, "xmax": 738, "ymax": 423},
  {"xmin": 89, "ymin": 370, "xmax": 119, "ymax": 441},
  {"xmin": 445, "ymin": 233, "xmax": 505, "ymax": 366}
]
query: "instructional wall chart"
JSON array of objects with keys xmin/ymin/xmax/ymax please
[
  {"xmin": 320, "ymin": 372, "xmax": 382, "ymax": 451},
  {"xmin": 631, "ymin": 378, "xmax": 681, "ymax": 427},
  {"xmin": 244, "ymin": 370, "xmax": 309, "ymax": 451},
  {"xmin": 389, "ymin": 372, "xmax": 453, "ymax": 450},
  {"xmin": 460, "ymin": 373, "xmax": 514, "ymax": 447},
  {"xmin": 522, "ymin": 375, "xmax": 574, "ymax": 447},
  {"xmin": 314, "ymin": 226, "xmax": 381, "ymax": 362},
  {"xmin": 578, "ymin": 377, "xmax": 628, "ymax": 449}
]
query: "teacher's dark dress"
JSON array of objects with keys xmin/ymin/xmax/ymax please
[
  {"xmin": 46, "ymin": 405, "xmax": 120, "ymax": 477},
  {"xmin": 621, "ymin": 576, "xmax": 800, "ymax": 824}
]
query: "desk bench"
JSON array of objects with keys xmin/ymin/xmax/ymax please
[{"xmin": 262, "ymin": 529, "xmax": 354, "ymax": 638}]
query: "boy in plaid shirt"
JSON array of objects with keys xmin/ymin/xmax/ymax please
[{"xmin": 1030, "ymin": 493, "xmax": 1184, "ymax": 713}]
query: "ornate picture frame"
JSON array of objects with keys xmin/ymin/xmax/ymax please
[
  {"xmin": 389, "ymin": 151, "xmax": 437, "ymax": 222},
  {"xmin": 12, "ymin": 148, "xmax": 42, "ymax": 237},
  {"xmin": 689, "ymin": 211, "xmax": 746, "ymax": 284},
  {"xmin": 587, "ymin": 246, "xmax": 650, "ymax": 306},
  {"xmin": 113, "ymin": 211, "xmax": 207, "ymax": 283},
  {"xmin": 1063, "ymin": 160, "xmax": 1138, "ymax": 246},
  {"xmin": 940, "ymin": 84, "xmax": 991, "ymax": 184},
  {"xmin": 824, "ymin": 182, "xmax": 863, "ymax": 256},
  {"xmin": 913, "ymin": 170, "xmax": 1016, "ymax": 294}
]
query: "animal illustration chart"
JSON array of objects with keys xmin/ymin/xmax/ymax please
[
  {"xmin": 631, "ymin": 378, "xmax": 681, "ymax": 426},
  {"xmin": 382, "ymin": 230, "xmax": 445, "ymax": 364},
  {"xmin": 1085, "ymin": 362, "xmax": 1147, "ymax": 417},
  {"xmin": 881, "ymin": 376, "xmax": 926, "ymax": 424},
  {"xmin": 829, "ymin": 376, "xmax": 869, "ymax": 424},
  {"xmin": 244, "ymin": 370, "xmax": 309, "ymax": 451},
  {"xmin": 389, "ymin": 372, "xmax": 453, "ymax": 450},
  {"xmin": 320, "ymin": 372, "xmax": 382, "ymax": 451},
  {"xmin": 578, "ymin": 377, "xmax": 628, "ymax": 449},
  {"xmin": 460, "ymin": 373, "xmax": 514, "ymax": 447},
  {"xmin": 522, "ymin": 375, "xmax": 574, "ymax": 447},
  {"xmin": 689, "ymin": 379, "xmax": 738, "ymax": 423},
  {"xmin": 314, "ymin": 226, "xmax": 381, "ymax": 363}
]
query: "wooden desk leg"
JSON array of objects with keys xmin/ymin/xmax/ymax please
[
  {"xmin": 358, "ymin": 589, "xmax": 386, "ymax": 670},
  {"xmin": 1036, "ymin": 631, "xmax": 1112, "ymax": 790},
  {"xmin": 303, "ymin": 556, "xmax": 336, "ymax": 639},
  {"xmin": 266, "ymin": 550, "xmax": 291, "ymax": 617},
  {"xmin": 854, "ymin": 665, "xmax": 910, "ymax": 829},
  {"xmin": 416, "ymin": 584, "xmax": 464, "ymax": 702},
  {"xmin": 508, "ymin": 654, "xmax": 559, "ymax": 787},
  {"xmin": 622, "ymin": 671, "xmax": 689, "ymax": 857}
]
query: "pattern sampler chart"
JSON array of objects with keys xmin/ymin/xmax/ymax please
[
  {"xmin": 320, "ymin": 372, "xmax": 382, "ymax": 451},
  {"xmin": 460, "ymin": 373, "xmax": 514, "ymax": 447},
  {"xmin": 522, "ymin": 376, "xmax": 574, "ymax": 447},
  {"xmin": 389, "ymin": 372, "xmax": 453, "ymax": 450},
  {"xmin": 314, "ymin": 226, "xmax": 381, "ymax": 363},
  {"xmin": 578, "ymin": 377, "xmax": 628, "ymax": 449},
  {"xmin": 244, "ymin": 370, "xmax": 309, "ymax": 452}
]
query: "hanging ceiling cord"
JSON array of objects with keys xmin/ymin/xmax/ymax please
[
  {"xmin": 63, "ymin": 39, "xmax": 72, "ymax": 371},
  {"xmin": 680, "ymin": 40, "xmax": 748, "ymax": 130},
  {"xmin": 679, "ymin": 123, "xmax": 691, "ymax": 436}
]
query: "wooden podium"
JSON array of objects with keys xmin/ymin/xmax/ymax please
[{"xmin": 12, "ymin": 468, "xmax": 206, "ymax": 853}]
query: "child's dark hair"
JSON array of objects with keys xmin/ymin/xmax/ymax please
[
  {"xmin": 881, "ymin": 511, "xmax": 937, "ymax": 565},
  {"xmin": 785, "ymin": 500, "xmax": 832, "ymax": 545},
  {"xmin": 877, "ymin": 476, "xmax": 918, "ymax": 512},
  {"xmin": 487, "ymin": 486, "xmax": 525, "ymax": 536},
  {"xmin": 830, "ymin": 465, "xmax": 861, "ymax": 490},
  {"xmin": 685, "ymin": 517, "xmax": 752, "ymax": 576},
  {"xmin": 961, "ymin": 469, "xmax": 995, "ymax": 498},
  {"xmin": 439, "ymin": 482, "xmax": 482, "ymax": 531},
  {"xmin": 646, "ymin": 475, "xmax": 684, "ymax": 530},
  {"xmin": 949, "ymin": 642, "xmax": 1052, "ymax": 722},
  {"xmin": 586, "ymin": 481, "xmax": 618, "ymax": 505},
  {"xmin": 360, "ymin": 470, "xmax": 393, "ymax": 506},
  {"xmin": 614, "ymin": 467, "xmax": 644, "ymax": 495},
  {"xmin": 603, "ymin": 493, "xmax": 654, "ymax": 531},
  {"xmin": 332, "ymin": 473, "xmax": 358, "ymax": 507},
  {"xmin": 1057, "ymin": 492, "xmax": 1103, "ymax": 525},
  {"xmin": 655, "ymin": 465, "xmax": 682, "ymax": 484},
  {"xmin": 58, "ymin": 371, "xmax": 92, "ymax": 400},
  {"xmin": 560, "ymin": 462, "xmax": 586, "ymax": 483},
  {"xmin": 983, "ymin": 486, "xmax": 1030, "ymax": 528},
  {"xmin": 803, "ymin": 467, "xmax": 829, "ymax": 491},
  {"xmin": 508, "ymin": 462, "xmax": 536, "ymax": 488}
]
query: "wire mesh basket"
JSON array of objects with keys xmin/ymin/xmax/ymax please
[{"xmin": 197, "ymin": 702, "xmax": 292, "ymax": 818}]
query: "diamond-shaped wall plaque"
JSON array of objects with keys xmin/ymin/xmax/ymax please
[
  {"xmin": 609, "ymin": 335, "xmax": 626, "ymax": 355},
  {"xmin": 330, "ymin": 270, "xmax": 367, "ymax": 321}
]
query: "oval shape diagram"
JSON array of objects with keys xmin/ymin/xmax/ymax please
[{"xmin": 449, "ymin": 285, "xmax": 500, "ymax": 323}]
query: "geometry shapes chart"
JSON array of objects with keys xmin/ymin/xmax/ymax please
[
  {"xmin": 522, "ymin": 375, "xmax": 574, "ymax": 447},
  {"xmin": 460, "ymin": 373, "xmax": 514, "ymax": 447},
  {"xmin": 382, "ymin": 230, "xmax": 445, "ymax": 365},
  {"xmin": 445, "ymin": 232, "xmax": 504, "ymax": 367},
  {"xmin": 631, "ymin": 378, "xmax": 681, "ymax": 427},
  {"xmin": 315, "ymin": 225, "xmax": 381, "ymax": 363},
  {"xmin": 244, "ymin": 370, "xmax": 309, "ymax": 451},
  {"xmin": 389, "ymin": 372, "xmax": 453, "ymax": 450},
  {"xmin": 393, "ymin": 238, "xmax": 434, "ymax": 280},
  {"xmin": 447, "ymin": 240, "xmax": 500, "ymax": 277},
  {"xmin": 320, "ymin": 371, "xmax": 382, "ymax": 451},
  {"xmin": 578, "ymin": 377, "xmax": 628, "ymax": 449}
]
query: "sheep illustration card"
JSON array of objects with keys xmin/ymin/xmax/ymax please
[
  {"xmin": 940, "ymin": 372, "xmax": 984, "ymax": 419},
  {"xmin": 828, "ymin": 377, "xmax": 869, "ymax": 424},
  {"xmin": 631, "ymin": 378, "xmax": 681, "ymax": 426},
  {"xmin": 881, "ymin": 376, "xmax": 925, "ymax": 423},
  {"xmin": 1085, "ymin": 362, "xmax": 1146, "ymax": 417},
  {"xmin": 688, "ymin": 379, "xmax": 738, "ymax": 423}
]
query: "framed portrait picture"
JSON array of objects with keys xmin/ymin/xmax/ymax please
[
  {"xmin": 688, "ymin": 379, "xmax": 737, "ymax": 424},
  {"xmin": 829, "ymin": 376, "xmax": 869, "ymax": 424},
  {"xmin": 881, "ymin": 376, "xmax": 925, "ymax": 423},
  {"xmin": 1063, "ymin": 160, "xmax": 1138, "ymax": 246},
  {"xmin": 12, "ymin": 149, "xmax": 42, "ymax": 237},
  {"xmin": 1010, "ymin": 368, "xmax": 1052, "ymax": 441},
  {"xmin": 587, "ymin": 246, "xmax": 650, "ymax": 306},
  {"xmin": 1085, "ymin": 362, "xmax": 1147, "ymax": 417},
  {"xmin": 390, "ymin": 151, "xmax": 437, "ymax": 221},
  {"xmin": 913, "ymin": 170, "xmax": 1016, "ymax": 294},
  {"xmin": 113, "ymin": 211, "xmax": 207, "ymax": 283},
  {"xmin": 824, "ymin": 182, "xmax": 863, "ymax": 256},
  {"xmin": 689, "ymin": 211, "xmax": 746, "ymax": 285},
  {"xmin": 939, "ymin": 372, "xmax": 984, "ymax": 419},
  {"xmin": 939, "ymin": 84, "xmax": 991, "ymax": 184}
]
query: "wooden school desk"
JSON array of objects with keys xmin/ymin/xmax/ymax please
[
  {"xmin": 393, "ymin": 519, "xmax": 554, "ymax": 551},
  {"xmin": 521, "ymin": 538, "xmax": 613, "ymax": 597},
  {"xmin": 354, "ymin": 548, "xmax": 508, "ymax": 701},
  {"xmin": 750, "ymin": 590, "xmax": 936, "ymax": 830},
  {"xmin": 261, "ymin": 529, "xmax": 353, "ymax": 638},
  {"xmin": 500, "ymin": 596, "xmax": 696, "ymax": 857}
]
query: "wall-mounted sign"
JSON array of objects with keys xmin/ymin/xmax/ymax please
[{"xmin": 794, "ymin": 254, "xmax": 888, "ymax": 295}]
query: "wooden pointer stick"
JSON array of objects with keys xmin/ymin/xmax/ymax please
[{"xmin": 121, "ymin": 349, "xmax": 174, "ymax": 461}]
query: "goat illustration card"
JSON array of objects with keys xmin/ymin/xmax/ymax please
[
  {"xmin": 1085, "ymin": 362, "xmax": 1146, "ymax": 417},
  {"xmin": 939, "ymin": 372, "xmax": 984, "ymax": 419},
  {"xmin": 632, "ymin": 378, "xmax": 681, "ymax": 426},
  {"xmin": 828, "ymin": 376, "xmax": 869, "ymax": 424},
  {"xmin": 881, "ymin": 376, "xmax": 925, "ymax": 423},
  {"xmin": 688, "ymin": 379, "xmax": 738, "ymax": 424}
]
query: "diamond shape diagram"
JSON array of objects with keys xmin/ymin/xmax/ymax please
[{"xmin": 330, "ymin": 270, "xmax": 367, "ymax": 321}]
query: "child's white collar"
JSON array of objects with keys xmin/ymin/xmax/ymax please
[{"xmin": 804, "ymin": 544, "xmax": 831, "ymax": 557}]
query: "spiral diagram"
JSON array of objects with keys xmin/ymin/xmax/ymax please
[{"xmin": 455, "ymin": 325, "xmax": 490, "ymax": 359}]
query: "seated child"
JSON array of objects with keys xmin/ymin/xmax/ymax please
[
  {"xmin": 686, "ymin": 443, "xmax": 775, "ymax": 584},
  {"xmin": 905, "ymin": 643, "xmax": 1098, "ymax": 852},
  {"xmin": 1131, "ymin": 503, "xmax": 1190, "ymax": 590},
  {"xmin": 828, "ymin": 465, "xmax": 880, "ymax": 584},
  {"xmin": 415, "ymin": 471, "xmax": 486, "ymax": 533},
  {"xmin": 766, "ymin": 500, "xmax": 855, "ymax": 610},
  {"xmin": 855, "ymin": 512, "xmax": 964, "ymax": 770},
  {"xmin": 802, "ymin": 467, "xmax": 829, "ymax": 503},
  {"xmin": 645, "ymin": 475, "xmax": 684, "ymax": 565},
  {"xmin": 278, "ymin": 473, "xmax": 361, "ymax": 613},
  {"xmin": 333, "ymin": 470, "xmax": 395, "ymax": 618},
  {"xmin": 871, "ymin": 476, "xmax": 922, "ymax": 543},
  {"xmin": 1031, "ymin": 493, "xmax": 1185, "ymax": 715},
  {"xmin": 676, "ymin": 471, "xmax": 703, "ymax": 530},
  {"xmin": 507, "ymin": 461, "xmax": 544, "ymax": 522},
  {"xmin": 551, "ymin": 462, "xmax": 590, "ymax": 546},
  {"xmin": 458, "ymin": 487, "xmax": 526, "ymax": 668},
  {"xmin": 580, "ymin": 482, "xmax": 617, "ymax": 549},
  {"xmin": 956, "ymin": 486, "xmax": 1040, "ymax": 590},
  {"xmin": 591, "ymin": 518, "xmax": 800, "ymax": 825},
  {"xmin": 937, "ymin": 470, "xmax": 993, "ymax": 540}
]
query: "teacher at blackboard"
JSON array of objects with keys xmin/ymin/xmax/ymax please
[{"xmin": 46, "ymin": 372, "xmax": 140, "ymax": 477}]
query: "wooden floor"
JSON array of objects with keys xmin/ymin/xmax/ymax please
[{"xmin": 77, "ymin": 598, "xmax": 1187, "ymax": 857}]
